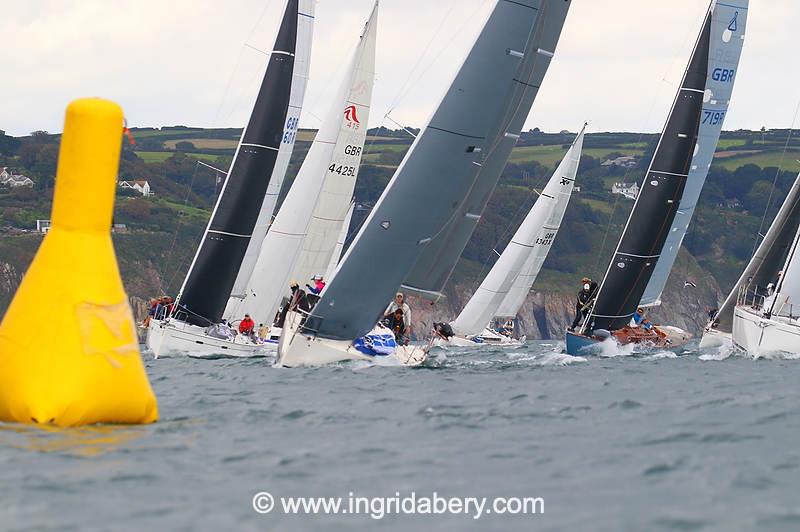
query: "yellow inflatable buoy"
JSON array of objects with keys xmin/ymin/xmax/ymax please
[{"xmin": 0, "ymin": 98, "xmax": 158, "ymax": 427}]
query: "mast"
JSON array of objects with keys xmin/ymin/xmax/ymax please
[
  {"xmin": 176, "ymin": 0, "xmax": 299, "ymax": 326},
  {"xmin": 303, "ymin": 0, "xmax": 554, "ymax": 341},
  {"xmin": 226, "ymin": 0, "xmax": 315, "ymax": 314},
  {"xmin": 640, "ymin": 0, "xmax": 748, "ymax": 306},
  {"xmin": 234, "ymin": 2, "xmax": 378, "ymax": 327},
  {"xmin": 401, "ymin": 0, "xmax": 572, "ymax": 300},
  {"xmin": 585, "ymin": 6, "xmax": 712, "ymax": 333},
  {"xmin": 453, "ymin": 126, "xmax": 583, "ymax": 336}
]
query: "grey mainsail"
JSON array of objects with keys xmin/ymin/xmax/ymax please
[
  {"xmin": 303, "ymin": 0, "xmax": 552, "ymax": 340},
  {"xmin": 401, "ymin": 0, "xmax": 571, "ymax": 299},
  {"xmin": 641, "ymin": 0, "xmax": 748, "ymax": 306},
  {"xmin": 713, "ymin": 172, "xmax": 800, "ymax": 333}
]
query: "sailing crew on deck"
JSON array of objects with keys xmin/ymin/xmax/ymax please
[
  {"xmin": 632, "ymin": 307, "xmax": 645, "ymax": 327},
  {"xmin": 277, "ymin": 281, "xmax": 313, "ymax": 328},
  {"xmin": 386, "ymin": 308, "xmax": 409, "ymax": 345},
  {"xmin": 569, "ymin": 277, "xmax": 598, "ymax": 331},
  {"xmin": 257, "ymin": 323, "xmax": 269, "ymax": 342},
  {"xmin": 239, "ymin": 314, "xmax": 255, "ymax": 336},
  {"xmin": 306, "ymin": 276, "xmax": 326, "ymax": 295},
  {"xmin": 385, "ymin": 292, "xmax": 412, "ymax": 336},
  {"xmin": 433, "ymin": 322, "xmax": 455, "ymax": 341}
]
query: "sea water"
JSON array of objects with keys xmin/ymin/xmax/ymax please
[{"xmin": 1, "ymin": 342, "xmax": 799, "ymax": 531}]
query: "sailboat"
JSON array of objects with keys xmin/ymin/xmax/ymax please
[
  {"xmin": 146, "ymin": 0, "xmax": 313, "ymax": 358},
  {"xmin": 565, "ymin": 0, "xmax": 748, "ymax": 356},
  {"xmin": 437, "ymin": 126, "xmax": 585, "ymax": 348},
  {"xmin": 277, "ymin": 0, "xmax": 572, "ymax": 367},
  {"xmin": 733, "ymin": 191, "xmax": 800, "ymax": 355},
  {"xmin": 640, "ymin": 1, "xmax": 747, "ymax": 308},
  {"xmin": 226, "ymin": 4, "xmax": 315, "ymax": 318},
  {"xmin": 225, "ymin": 1, "xmax": 377, "ymax": 333},
  {"xmin": 702, "ymin": 172, "xmax": 800, "ymax": 349}
]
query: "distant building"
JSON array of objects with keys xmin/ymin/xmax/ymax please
[
  {"xmin": 112, "ymin": 223, "xmax": 128, "ymax": 233},
  {"xmin": 612, "ymin": 182, "xmax": 639, "ymax": 200},
  {"xmin": 36, "ymin": 219, "xmax": 51, "ymax": 233},
  {"xmin": 1, "ymin": 167, "xmax": 34, "ymax": 188},
  {"xmin": 720, "ymin": 198, "xmax": 742, "ymax": 210},
  {"xmin": 119, "ymin": 179, "xmax": 152, "ymax": 196},
  {"xmin": 573, "ymin": 186, "xmax": 581, "ymax": 193},
  {"xmin": 602, "ymin": 155, "xmax": 639, "ymax": 169}
]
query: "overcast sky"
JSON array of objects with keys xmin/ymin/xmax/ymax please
[{"xmin": 2, "ymin": 0, "xmax": 797, "ymax": 137}]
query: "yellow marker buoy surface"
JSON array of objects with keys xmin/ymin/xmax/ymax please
[{"xmin": 0, "ymin": 98, "xmax": 158, "ymax": 427}]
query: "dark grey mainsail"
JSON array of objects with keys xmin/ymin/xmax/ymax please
[
  {"xmin": 712, "ymin": 172, "xmax": 800, "ymax": 333},
  {"xmin": 586, "ymin": 8, "xmax": 712, "ymax": 333},
  {"xmin": 304, "ymin": 0, "xmax": 547, "ymax": 340},
  {"xmin": 402, "ymin": 0, "xmax": 571, "ymax": 299},
  {"xmin": 176, "ymin": 0, "xmax": 298, "ymax": 326}
]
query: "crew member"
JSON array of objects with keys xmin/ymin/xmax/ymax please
[
  {"xmin": 569, "ymin": 277, "xmax": 597, "ymax": 332},
  {"xmin": 239, "ymin": 314, "xmax": 255, "ymax": 335},
  {"xmin": 385, "ymin": 292, "xmax": 412, "ymax": 336}
]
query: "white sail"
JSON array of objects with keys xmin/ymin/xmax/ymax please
[
  {"xmin": 324, "ymin": 201, "xmax": 355, "ymax": 281},
  {"xmin": 233, "ymin": 2, "xmax": 378, "ymax": 327},
  {"xmin": 288, "ymin": 7, "xmax": 376, "ymax": 286},
  {"xmin": 454, "ymin": 127, "xmax": 584, "ymax": 335},
  {"xmin": 640, "ymin": 0, "xmax": 748, "ymax": 307},
  {"xmin": 769, "ymin": 226, "xmax": 800, "ymax": 318},
  {"xmin": 226, "ymin": 0, "xmax": 315, "ymax": 310}
]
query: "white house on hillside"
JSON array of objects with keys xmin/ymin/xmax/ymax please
[
  {"xmin": 1, "ymin": 167, "xmax": 34, "ymax": 188},
  {"xmin": 119, "ymin": 180, "xmax": 153, "ymax": 196},
  {"xmin": 611, "ymin": 182, "xmax": 640, "ymax": 200}
]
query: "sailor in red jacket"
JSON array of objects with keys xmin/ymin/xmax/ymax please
[{"xmin": 239, "ymin": 314, "xmax": 255, "ymax": 335}]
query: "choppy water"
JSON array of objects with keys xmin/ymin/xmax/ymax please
[{"xmin": 1, "ymin": 341, "xmax": 800, "ymax": 531}]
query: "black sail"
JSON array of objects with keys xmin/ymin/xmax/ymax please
[
  {"xmin": 587, "ymin": 10, "xmax": 711, "ymax": 332},
  {"xmin": 177, "ymin": 0, "xmax": 298, "ymax": 326}
]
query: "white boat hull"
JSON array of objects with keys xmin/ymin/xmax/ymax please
[
  {"xmin": 698, "ymin": 327, "xmax": 731, "ymax": 349},
  {"xmin": 145, "ymin": 319, "xmax": 276, "ymax": 359},
  {"xmin": 432, "ymin": 327, "xmax": 524, "ymax": 348},
  {"xmin": 733, "ymin": 305, "xmax": 800, "ymax": 356},
  {"xmin": 277, "ymin": 311, "xmax": 427, "ymax": 367}
]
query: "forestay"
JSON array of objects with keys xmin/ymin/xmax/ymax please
[
  {"xmin": 402, "ymin": 0, "xmax": 571, "ymax": 299},
  {"xmin": 304, "ymin": 0, "xmax": 548, "ymax": 341},
  {"xmin": 641, "ymin": 0, "xmax": 748, "ymax": 306},
  {"xmin": 175, "ymin": 0, "xmax": 298, "ymax": 326},
  {"xmin": 453, "ymin": 126, "xmax": 584, "ymax": 336},
  {"xmin": 236, "ymin": 2, "xmax": 377, "ymax": 327},
  {"xmin": 226, "ymin": 0, "xmax": 315, "ymax": 315},
  {"xmin": 587, "ymin": 7, "xmax": 712, "ymax": 333}
]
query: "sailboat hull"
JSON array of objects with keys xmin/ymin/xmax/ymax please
[
  {"xmin": 698, "ymin": 327, "xmax": 731, "ymax": 349},
  {"xmin": 277, "ymin": 311, "xmax": 427, "ymax": 367},
  {"xmin": 565, "ymin": 326, "xmax": 690, "ymax": 356},
  {"xmin": 732, "ymin": 305, "xmax": 800, "ymax": 356},
  {"xmin": 145, "ymin": 319, "xmax": 275, "ymax": 359},
  {"xmin": 433, "ymin": 328, "xmax": 524, "ymax": 348}
]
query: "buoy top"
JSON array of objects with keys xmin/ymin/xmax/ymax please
[{"xmin": 51, "ymin": 98, "xmax": 124, "ymax": 233}]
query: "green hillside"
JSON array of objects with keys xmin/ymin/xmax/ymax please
[{"xmin": 1, "ymin": 125, "xmax": 798, "ymax": 320}]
